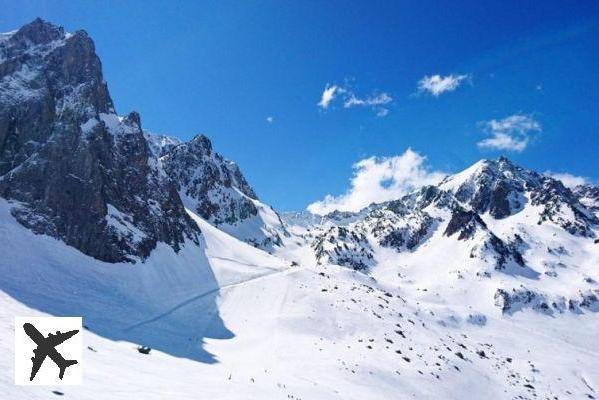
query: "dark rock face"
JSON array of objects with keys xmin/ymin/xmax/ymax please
[
  {"xmin": 531, "ymin": 177, "xmax": 598, "ymax": 237},
  {"xmin": 575, "ymin": 185, "xmax": 599, "ymax": 214},
  {"xmin": 403, "ymin": 185, "xmax": 458, "ymax": 211},
  {"xmin": 444, "ymin": 207, "xmax": 487, "ymax": 240},
  {"xmin": 379, "ymin": 220, "xmax": 431, "ymax": 251},
  {"xmin": 443, "ymin": 206, "xmax": 526, "ymax": 270},
  {"xmin": 161, "ymin": 134, "xmax": 259, "ymax": 225},
  {"xmin": 440, "ymin": 158, "xmax": 597, "ymax": 237},
  {"xmin": 312, "ymin": 226, "xmax": 374, "ymax": 270},
  {"xmin": 448, "ymin": 158, "xmax": 528, "ymax": 219},
  {"xmin": 481, "ymin": 234, "xmax": 525, "ymax": 270},
  {"xmin": 153, "ymin": 132, "xmax": 287, "ymax": 250},
  {"xmin": 494, "ymin": 288, "xmax": 553, "ymax": 315},
  {"xmin": 0, "ymin": 19, "xmax": 199, "ymax": 262},
  {"xmin": 495, "ymin": 287, "xmax": 599, "ymax": 315},
  {"xmin": 1, "ymin": 20, "xmax": 111, "ymax": 176},
  {"xmin": 373, "ymin": 208, "xmax": 437, "ymax": 251}
]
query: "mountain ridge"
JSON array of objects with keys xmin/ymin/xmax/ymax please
[
  {"xmin": 0, "ymin": 18, "xmax": 284, "ymax": 261},
  {"xmin": 280, "ymin": 155, "xmax": 598, "ymax": 317}
]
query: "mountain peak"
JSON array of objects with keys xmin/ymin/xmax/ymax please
[
  {"xmin": 12, "ymin": 18, "xmax": 65, "ymax": 45},
  {"xmin": 0, "ymin": 20, "xmax": 201, "ymax": 262},
  {"xmin": 0, "ymin": 18, "xmax": 113, "ymax": 116},
  {"xmin": 472, "ymin": 156, "xmax": 517, "ymax": 172},
  {"xmin": 442, "ymin": 157, "xmax": 525, "ymax": 188},
  {"xmin": 188, "ymin": 134, "xmax": 213, "ymax": 154},
  {"xmin": 495, "ymin": 155, "xmax": 520, "ymax": 171}
]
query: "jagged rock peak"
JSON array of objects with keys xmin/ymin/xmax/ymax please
[
  {"xmin": 11, "ymin": 18, "xmax": 65, "ymax": 45},
  {"xmin": 436, "ymin": 157, "xmax": 598, "ymax": 235},
  {"xmin": 1, "ymin": 18, "xmax": 114, "ymax": 117},
  {"xmin": 444, "ymin": 207, "xmax": 487, "ymax": 240},
  {"xmin": 188, "ymin": 134, "xmax": 213, "ymax": 155},
  {"xmin": 0, "ymin": 19, "xmax": 200, "ymax": 262}
]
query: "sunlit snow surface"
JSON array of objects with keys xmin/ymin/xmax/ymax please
[{"xmin": 1, "ymin": 198, "xmax": 598, "ymax": 399}]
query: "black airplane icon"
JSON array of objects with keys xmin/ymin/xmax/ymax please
[{"xmin": 23, "ymin": 322, "xmax": 79, "ymax": 381}]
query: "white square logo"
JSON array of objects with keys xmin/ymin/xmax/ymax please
[{"xmin": 14, "ymin": 317, "xmax": 82, "ymax": 385}]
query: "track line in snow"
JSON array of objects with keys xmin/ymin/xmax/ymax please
[
  {"xmin": 207, "ymin": 255, "xmax": 285, "ymax": 273},
  {"xmin": 123, "ymin": 267, "xmax": 298, "ymax": 331}
]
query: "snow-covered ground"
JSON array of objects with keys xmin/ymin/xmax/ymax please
[{"xmin": 1, "ymin": 197, "xmax": 599, "ymax": 399}]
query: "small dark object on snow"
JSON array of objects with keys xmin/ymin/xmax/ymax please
[
  {"xmin": 455, "ymin": 352, "xmax": 465, "ymax": 360},
  {"xmin": 137, "ymin": 346, "xmax": 151, "ymax": 354},
  {"xmin": 52, "ymin": 391, "xmax": 64, "ymax": 396},
  {"xmin": 395, "ymin": 330, "xmax": 406, "ymax": 338},
  {"xmin": 476, "ymin": 350, "xmax": 487, "ymax": 359}
]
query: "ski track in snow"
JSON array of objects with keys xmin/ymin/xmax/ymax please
[{"xmin": 125, "ymin": 266, "xmax": 298, "ymax": 331}]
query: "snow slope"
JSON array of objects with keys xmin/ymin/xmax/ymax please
[{"xmin": 2, "ymin": 197, "xmax": 599, "ymax": 399}]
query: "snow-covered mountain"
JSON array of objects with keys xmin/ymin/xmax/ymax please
[
  {"xmin": 154, "ymin": 132, "xmax": 288, "ymax": 251},
  {"xmin": 0, "ymin": 18, "xmax": 285, "ymax": 260},
  {"xmin": 0, "ymin": 18, "xmax": 199, "ymax": 262},
  {"xmin": 1, "ymin": 19, "xmax": 598, "ymax": 400},
  {"xmin": 283, "ymin": 157, "xmax": 599, "ymax": 317}
]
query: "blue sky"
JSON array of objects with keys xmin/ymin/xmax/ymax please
[{"xmin": 2, "ymin": 1, "xmax": 598, "ymax": 211}]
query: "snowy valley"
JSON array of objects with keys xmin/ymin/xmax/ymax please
[{"xmin": 1, "ymin": 19, "xmax": 598, "ymax": 400}]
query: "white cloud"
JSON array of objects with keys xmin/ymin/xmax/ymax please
[
  {"xmin": 477, "ymin": 133, "xmax": 529, "ymax": 152},
  {"xmin": 343, "ymin": 92, "xmax": 392, "ymax": 108},
  {"xmin": 417, "ymin": 74, "xmax": 468, "ymax": 97},
  {"xmin": 266, "ymin": 116, "xmax": 274, "ymax": 124},
  {"xmin": 318, "ymin": 84, "xmax": 344, "ymax": 109},
  {"xmin": 545, "ymin": 172, "xmax": 588, "ymax": 189},
  {"xmin": 317, "ymin": 83, "xmax": 392, "ymax": 116},
  {"xmin": 485, "ymin": 114, "xmax": 541, "ymax": 133},
  {"xmin": 307, "ymin": 149, "xmax": 447, "ymax": 215},
  {"xmin": 477, "ymin": 114, "xmax": 541, "ymax": 152},
  {"xmin": 376, "ymin": 108, "xmax": 389, "ymax": 117}
]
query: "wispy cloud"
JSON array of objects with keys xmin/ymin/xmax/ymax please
[
  {"xmin": 417, "ymin": 74, "xmax": 469, "ymax": 97},
  {"xmin": 307, "ymin": 149, "xmax": 447, "ymax": 215},
  {"xmin": 317, "ymin": 83, "xmax": 392, "ymax": 117},
  {"xmin": 477, "ymin": 114, "xmax": 541, "ymax": 152},
  {"xmin": 343, "ymin": 92, "xmax": 392, "ymax": 108},
  {"xmin": 317, "ymin": 84, "xmax": 345, "ymax": 109},
  {"xmin": 545, "ymin": 171, "xmax": 589, "ymax": 189},
  {"xmin": 376, "ymin": 108, "xmax": 389, "ymax": 117}
]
